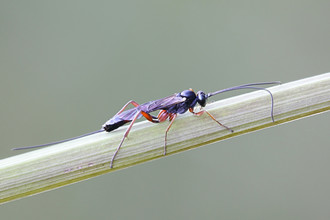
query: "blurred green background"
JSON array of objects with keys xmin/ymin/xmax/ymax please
[{"xmin": 1, "ymin": 1, "xmax": 329, "ymax": 219}]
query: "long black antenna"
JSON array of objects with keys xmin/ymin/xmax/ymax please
[
  {"xmin": 12, "ymin": 129, "xmax": 105, "ymax": 150},
  {"xmin": 207, "ymin": 81, "xmax": 281, "ymax": 122},
  {"xmin": 207, "ymin": 82, "xmax": 281, "ymax": 97}
]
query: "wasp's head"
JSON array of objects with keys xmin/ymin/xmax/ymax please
[{"xmin": 196, "ymin": 91, "xmax": 207, "ymax": 107}]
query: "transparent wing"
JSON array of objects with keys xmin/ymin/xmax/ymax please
[
  {"xmin": 115, "ymin": 108, "xmax": 142, "ymax": 121},
  {"xmin": 140, "ymin": 94, "xmax": 186, "ymax": 113},
  {"xmin": 113, "ymin": 94, "xmax": 185, "ymax": 120}
]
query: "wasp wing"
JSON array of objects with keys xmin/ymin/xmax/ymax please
[
  {"xmin": 113, "ymin": 94, "xmax": 185, "ymax": 121},
  {"xmin": 140, "ymin": 94, "xmax": 186, "ymax": 113},
  {"xmin": 114, "ymin": 108, "xmax": 142, "ymax": 121}
]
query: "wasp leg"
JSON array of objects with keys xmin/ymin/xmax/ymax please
[
  {"xmin": 189, "ymin": 108, "xmax": 233, "ymax": 133},
  {"xmin": 115, "ymin": 100, "xmax": 140, "ymax": 115},
  {"xmin": 163, "ymin": 113, "xmax": 177, "ymax": 155},
  {"xmin": 110, "ymin": 111, "xmax": 141, "ymax": 168}
]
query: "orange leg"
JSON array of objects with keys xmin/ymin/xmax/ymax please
[
  {"xmin": 141, "ymin": 111, "xmax": 159, "ymax": 123},
  {"xmin": 117, "ymin": 100, "xmax": 159, "ymax": 123},
  {"xmin": 157, "ymin": 110, "xmax": 169, "ymax": 122},
  {"xmin": 164, "ymin": 113, "xmax": 177, "ymax": 155},
  {"xmin": 110, "ymin": 110, "xmax": 141, "ymax": 168},
  {"xmin": 115, "ymin": 100, "xmax": 140, "ymax": 115},
  {"xmin": 189, "ymin": 108, "xmax": 233, "ymax": 133}
]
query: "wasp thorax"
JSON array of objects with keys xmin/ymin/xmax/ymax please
[{"xmin": 179, "ymin": 90, "xmax": 197, "ymax": 102}]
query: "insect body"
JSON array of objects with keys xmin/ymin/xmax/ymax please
[{"xmin": 13, "ymin": 82, "xmax": 280, "ymax": 168}]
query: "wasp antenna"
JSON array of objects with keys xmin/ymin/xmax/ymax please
[
  {"xmin": 207, "ymin": 81, "xmax": 281, "ymax": 97},
  {"xmin": 206, "ymin": 82, "xmax": 280, "ymax": 122}
]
